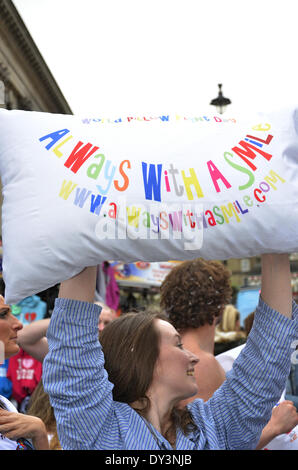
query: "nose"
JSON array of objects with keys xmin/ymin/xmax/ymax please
[
  {"xmin": 186, "ymin": 349, "xmax": 199, "ymax": 366},
  {"xmin": 9, "ymin": 312, "xmax": 23, "ymax": 332}
]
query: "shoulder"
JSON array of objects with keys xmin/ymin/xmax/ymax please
[
  {"xmin": 197, "ymin": 351, "xmax": 226, "ymax": 383},
  {"xmin": 198, "ymin": 350, "xmax": 226, "ymax": 373}
]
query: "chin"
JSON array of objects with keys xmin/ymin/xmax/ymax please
[
  {"xmin": 181, "ymin": 386, "xmax": 198, "ymax": 401},
  {"xmin": 6, "ymin": 344, "xmax": 20, "ymax": 359},
  {"xmin": 189, "ymin": 388, "xmax": 199, "ymax": 398}
]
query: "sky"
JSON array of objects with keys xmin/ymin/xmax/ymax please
[{"xmin": 12, "ymin": 0, "xmax": 298, "ymax": 117}]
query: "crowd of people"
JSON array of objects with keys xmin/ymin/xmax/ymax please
[{"xmin": 0, "ymin": 254, "xmax": 298, "ymax": 450}]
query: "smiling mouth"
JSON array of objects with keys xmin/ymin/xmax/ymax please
[{"xmin": 186, "ymin": 370, "xmax": 195, "ymax": 376}]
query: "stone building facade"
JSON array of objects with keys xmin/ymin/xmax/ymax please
[
  {"xmin": 0, "ymin": 0, "xmax": 72, "ymax": 231},
  {"xmin": 0, "ymin": 0, "xmax": 72, "ymax": 113}
]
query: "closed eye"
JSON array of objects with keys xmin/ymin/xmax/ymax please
[{"xmin": 0, "ymin": 308, "xmax": 9, "ymax": 319}]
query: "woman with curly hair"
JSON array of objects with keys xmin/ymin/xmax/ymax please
[{"xmin": 43, "ymin": 254, "xmax": 298, "ymax": 450}]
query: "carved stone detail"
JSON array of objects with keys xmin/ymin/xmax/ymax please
[{"xmin": 0, "ymin": 0, "xmax": 72, "ymax": 113}]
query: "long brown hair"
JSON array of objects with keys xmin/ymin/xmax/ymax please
[
  {"xmin": 27, "ymin": 379, "xmax": 61, "ymax": 450},
  {"xmin": 99, "ymin": 311, "xmax": 196, "ymax": 441}
]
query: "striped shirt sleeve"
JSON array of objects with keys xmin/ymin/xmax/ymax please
[
  {"xmin": 190, "ymin": 298, "xmax": 298, "ymax": 449},
  {"xmin": 43, "ymin": 298, "xmax": 116, "ymax": 449}
]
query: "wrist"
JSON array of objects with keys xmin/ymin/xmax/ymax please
[
  {"xmin": 264, "ymin": 421, "xmax": 280, "ymax": 440},
  {"xmin": 256, "ymin": 422, "xmax": 279, "ymax": 449},
  {"xmin": 32, "ymin": 433, "xmax": 50, "ymax": 450},
  {"xmin": 59, "ymin": 266, "xmax": 97, "ymax": 303},
  {"xmin": 31, "ymin": 420, "xmax": 49, "ymax": 450}
]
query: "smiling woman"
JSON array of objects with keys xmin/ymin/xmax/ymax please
[
  {"xmin": 0, "ymin": 296, "xmax": 49, "ymax": 450},
  {"xmin": 42, "ymin": 255, "xmax": 298, "ymax": 450},
  {"xmin": 99, "ymin": 311, "xmax": 199, "ymax": 445}
]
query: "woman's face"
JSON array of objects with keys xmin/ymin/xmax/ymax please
[
  {"xmin": 0, "ymin": 296, "xmax": 23, "ymax": 360},
  {"xmin": 150, "ymin": 319, "xmax": 199, "ymax": 404}
]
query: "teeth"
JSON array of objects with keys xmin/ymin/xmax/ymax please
[{"xmin": 187, "ymin": 370, "xmax": 194, "ymax": 376}]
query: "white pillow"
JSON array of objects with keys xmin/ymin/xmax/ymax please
[{"xmin": 0, "ymin": 107, "xmax": 298, "ymax": 303}]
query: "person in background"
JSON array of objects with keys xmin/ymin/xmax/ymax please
[
  {"xmin": 95, "ymin": 302, "xmax": 117, "ymax": 332},
  {"xmin": 42, "ymin": 254, "xmax": 298, "ymax": 450},
  {"xmin": 0, "ymin": 296, "xmax": 49, "ymax": 450},
  {"xmin": 160, "ymin": 258, "xmax": 230, "ymax": 402},
  {"xmin": 214, "ymin": 304, "xmax": 246, "ymax": 355},
  {"xmin": 17, "ymin": 301, "xmax": 117, "ymax": 362},
  {"xmin": 244, "ymin": 311, "xmax": 255, "ymax": 336}
]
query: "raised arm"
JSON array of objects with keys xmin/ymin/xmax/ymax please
[
  {"xmin": 261, "ymin": 253, "xmax": 292, "ymax": 319},
  {"xmin": 58, "ymin": 266, "xmax": 97, "ymax": 302},
  {"xmin": 42, "ymin": 266, "xmax": 119, "ymax": 450},
  {"xmin": 17, "ymin": 319, "xmax": 50, "ymax": 363},
  {"xmin": 192, "ymin": 252, "xmax": 298, "ymax": 450}
]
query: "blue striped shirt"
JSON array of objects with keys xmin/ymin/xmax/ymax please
[{"xmin": 43, "ymin": 297, "xmax": 298, "ymax": 450}]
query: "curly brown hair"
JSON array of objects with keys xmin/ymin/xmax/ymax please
[{"xmin": 160, "ymin": 258, "xmax": 232, "ymax": 329}]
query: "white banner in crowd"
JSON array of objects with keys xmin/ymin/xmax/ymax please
[{"xmin": 0, "ymin": 107, "xmax": 297, "ymax": 303}]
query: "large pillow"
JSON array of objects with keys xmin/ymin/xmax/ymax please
[{"xmin": 0, "ymin": 107, "xmax": 298, "ymax": 303}]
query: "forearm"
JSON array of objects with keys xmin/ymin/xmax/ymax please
[
  {"xmin": 17, "ymin": 319, "xmax": 50, "ymax": 362},
  {"xmin": 0, "ymin": 411, "xmax": 50, "ymax": 450},
  {"xmin": 255, "ymin": 423, "xmax": 278, "ymax": 450},
  {"xmin": 17, "ymin": 319, "xmax": 50, "ymax": 345},
  {"xmin": 58, "ymin": 266, "xmax": 97, "ymax": 302},
  {"xmin": 31, "ymin": 424, "xmax": 50, "ymax": 450},
  {"xmin": 261, "ymin": 254, "xmax": 292, "ymax": 319},
  {"xmin": 255, "ymin": 400, "xmax": 298, "ymax": 449}
]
